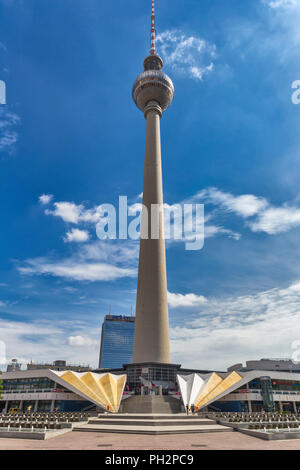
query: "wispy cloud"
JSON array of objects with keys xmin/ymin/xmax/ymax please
[
  {"xmin": 170, "ymin": 279, "xmax": 300, "ymax": 369},
  {"xmin": 68, "ymin": 335, "xmax": 97, "ymax": 347},
  {"xmin": 197, "ymin": 188, "xmax": 268, "ymax": 218},
  {"xmin": 40, "ymin": 187, "xmax": 300, "ymax": 252},
  {"xmin": 261, "ymin": 0, "xmax": 300, "ymax": 52},
  {"xmin": 156, "ymin": 30, "xmax": 216, "ymax": 81},
  {"xmin": 0, "ymin": 109, "xmax": 20, "ymax": 154},
  {"xmin": 18, "ymin": 256, "xmax": 136, "ymax": 282},
  {"xmin": 43, "ymin": 194, "xmax": 240, "ymax": 245},
  {"xmin": 0, "ymin": 317, "xmax": 99, "ymax": 370},
  {"xmin": 263, "ymin": 0, "xmax": 300, "ymax": 8},
  {"xmin": 249, "ymin": 206, "xmax": 300, "ymax": 234},
  {"xmin": 18, "ymin": 235, "xmax": 139, "ymax": 283},
  {"xmin": 197, "ymin": 187, "xmax": 300, "ymax": 235}
]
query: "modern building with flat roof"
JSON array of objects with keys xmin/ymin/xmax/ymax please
[
  {"xmin": 228, "ymin": 358, "xmax": 300, "ymax": 373},
  {"xmin": 2, "ymin": 359, "xmax": 300, "ymax": 414},
  {"xmin": 0, "ymin": 368, "xmax": 126, "ymax": 413},
  {"xmin": 26, "ymin": 360, "xmax": 91, "ymax": 372},
  {"xmin": 99, "ymin": 315, "xmax": 135, "ymax": 369},
  {"xmin": 0, "ymin": 369, "xmax": 91, "ymax": 413}
]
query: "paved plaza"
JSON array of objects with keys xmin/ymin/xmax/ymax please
[{"xmin": 1, "ymin": 431, "xmax": 300, "ymax": 450}]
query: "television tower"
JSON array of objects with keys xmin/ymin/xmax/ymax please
[{"xmin": 132, "ymin": 0, "xmax": 174, "ymax": 363}]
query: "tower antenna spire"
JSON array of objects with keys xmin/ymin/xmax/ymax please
[{"xmin": 150, "ymin": 0, "xmax": 156, "ymax": 55}]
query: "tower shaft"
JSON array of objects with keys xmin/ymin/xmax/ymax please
[{"xmin": 133, "ymin": 101, "xmax": 171, "ymax": 364}]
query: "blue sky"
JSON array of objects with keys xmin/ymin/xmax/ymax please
[{"xmin": 1, "ymin": 0, "xmax": 300, "ymax": 370}]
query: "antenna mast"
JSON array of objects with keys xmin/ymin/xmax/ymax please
[{"xmin": 150, "ymin": 0, "xmax": 156, "ymax": 55}]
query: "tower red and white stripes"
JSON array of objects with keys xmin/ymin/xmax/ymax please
[{"xmin": 150, "ymin": 0, "xmax": 156, "ymax": 55}]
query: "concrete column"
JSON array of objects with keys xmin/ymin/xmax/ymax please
[
  {"xmin": 50, "ymin": 400, "xmax": 55, "ymax": 412},
  {"xmin": 246, "ymin": 382, "xmax": 252, "ymax": 413},
  {"xmin": 133, "ymin": 101, "xmax": 170, "ymax": 364},
  {"xmin": 19, "ymin": 400, "xmax": 23, "ymax": 411},
  {"xmin": 293, "ymin": 401, "xmax": 297, "ymax": 414},
  {"xmin": 34, "ymin": 400, "xmax": 38, "ymax": 412},
  {"xmin": 279, "ymin": 401, "xmax": 283, "ymax": 412},
  {"xmin": 4, "ymin": 401, "xmax": 8, "ymax": 413}
]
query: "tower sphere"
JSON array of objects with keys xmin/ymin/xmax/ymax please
[{"xmin": 132, "ymin": 55, "xmax": 174, "ymax": 113}]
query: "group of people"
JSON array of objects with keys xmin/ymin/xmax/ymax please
[{"xmin": 185, "ymin": 404, "xmax": 198, "ymax": 415}]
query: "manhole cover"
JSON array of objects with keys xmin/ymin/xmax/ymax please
[
  {"xmin": 191, "ymin": 444, "xmax": 207, "ymax": 448},
  {"xmin": 97, "ymin": 444, "xmax": 113, "ymax": 447}
]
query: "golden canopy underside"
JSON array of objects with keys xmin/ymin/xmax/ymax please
[
  {"xmin": 53, "ymin": 371, "xmax": 126, "ymax": 413},
  {"xmin": 194, "ymin": 371, "xmax": 242, "ymax": 409}
]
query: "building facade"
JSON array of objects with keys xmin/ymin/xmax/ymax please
[
  {"xmin": 3, "ymin": 359, "xmax": 300, "ymax": 413},
  {"xmin": 0, "ymin": 369, "xmax": 126, "ymax": 413},
  {"xmin": 214, "ymin": 372, "xmax": 300, "ymax": 413},
  {"xmin": 99, "ymin": 315, "xmax": 135, "ymax": 369},
  {"xmin": 26, "ymin": 360, "xmax": 91, "ymax": 372},
  {"xmin": 0, "ymin": 369, "xmax": 90, "ymax": 413}
]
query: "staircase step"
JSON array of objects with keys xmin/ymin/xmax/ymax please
[
  {"xmin": 73, "ymin": 422, "xmax": 232, "ymax": 435},
  {"xmin": 88, "ymin": 418, "xmax": 215, "ymax": 427},
  {"xmin": 98, "ymin": 414, "xmax": 202, "ymax": 420}
]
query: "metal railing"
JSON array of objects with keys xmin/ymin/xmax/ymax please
[{"xmin": 3, "ymin": 388, "xmax": 69, "ymax": 395}]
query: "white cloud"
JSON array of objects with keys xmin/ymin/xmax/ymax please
[
  {"xmin": 68, "ymin": 335, "xmax": 97, "ymax": 347},
  {"xmin": 42, "ymin": 193, "xmax": 240, "ymax": 245},
  {"xmin": 156, "ymin": 30, "xmax": 216, "ymax": 81},
  {"xmin": 18, "ymin": 257, "xmax": 136, "ymax": 282},
  {"xmin": 64, "ymin": 228, "xmax": 90, "ymax": 243},
  {"xmin": 249, "ymin": 206, "xmax": 300, "ymax": 234},
  {"xmin": 81, "ymin": 240, "xmax": 139, "ymax": 264},
  {"xmin": 164, "ymin": 201, "xmax": 240, "ymax": 244},
  {"xmin": 198, "ymin": 187, "xmax": 300, "ymax": 235},
  {"xmin": 261, "ymin": 0, "xmax": 300, "ymax": 51},
  {"xmin": 0, "ymin": 109, "xmax": 20, "ymax": 154},
  {"xmin": 168, "ymin": 292, "xmax": 207, "ymax": 308},
  {"xmin": 46, "ymin": 201, "xmax": 84, "ymax": 224},
  {"xmin": 38, "ymin": 187, "xmax": 300, "ymax": 249},
  {"xmin": 45, "ymin": 200, "xmax": 108, "ymax": 225},
  {"xmin": 170, "ymin": 279, "xmax": 300, "ymax": 369},
  {"xmin": 3, "ymin": 278, "xmax": 300, "ymax": 371},
  {"xmin": 204, "ymin": 224, "xmax": 241, "ymax": 240},
  {"xmin": 39, "ymin": 194, "xmax": 53, "ymax": 205},
  {"xmin": 264, "ymin": 0, "xmax": 300, "ymax": 8},
  {"xmin": 17, "ymin": 237, "xmax": 139, "ymax": 284},
  {"xmin": 197, "ymin": 187, "xmax": 268, "ymax": 218},
  {"xmin": 0, "ymin": 317, "xmax": 100, "ymax": 370}
]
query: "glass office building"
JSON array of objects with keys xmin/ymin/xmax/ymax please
[{"xmin": 99, "ymin": 315, "xmax": 135, "ymax": 369}]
